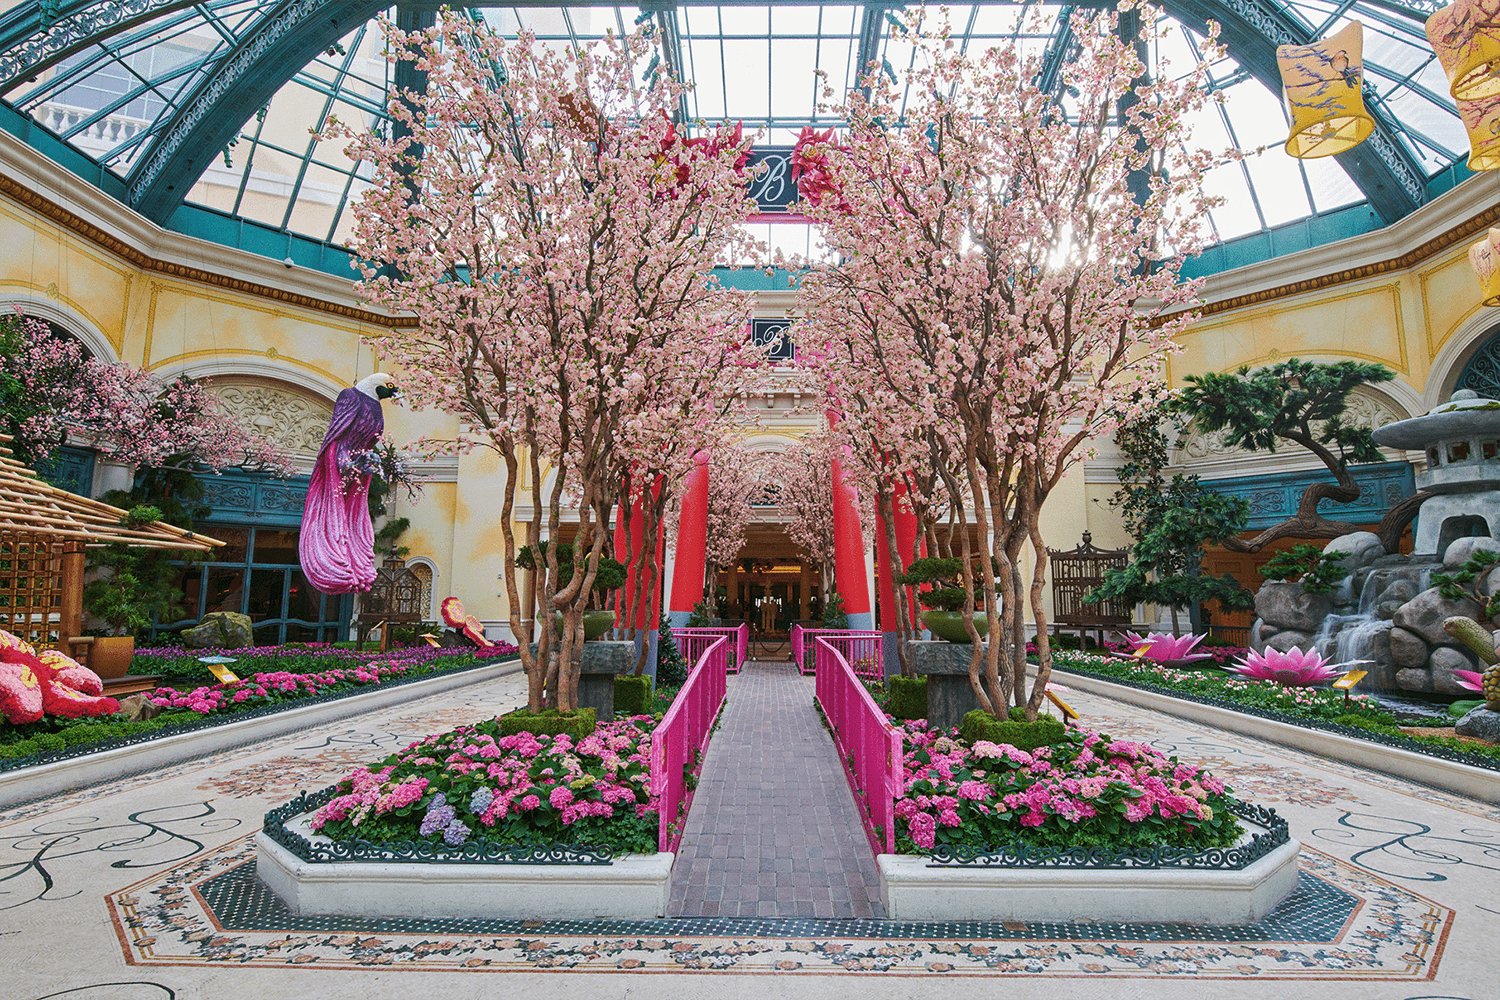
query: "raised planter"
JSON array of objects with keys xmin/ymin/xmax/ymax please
[
  {"xmin": 878, "ymin": 802, "xmax": 1300, "ymax": 923},
  {"xmin": 0, "ymin": 656, "xmax": 521, "ymax": 810},
  {"xmin": 1051, "ymin": 665, "xmax": 1500, "ymax": 804},
  {"xmin": 910, "ymin": 640, "xmax": 981, "ymax": 729},
  {"xmin": 256, "ymin": 790, "xmax": 672, "ymax": 919}
]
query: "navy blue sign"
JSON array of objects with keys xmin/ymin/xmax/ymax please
[
  {"xmin": 751, "ymin": 317, "xmax": 795, "ymax": 361},
  {"xmin": 747, "ymin": 147, "xmax": 799, "ymax": 214}
]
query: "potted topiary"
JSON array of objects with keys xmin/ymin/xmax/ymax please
[
  {"xmin": 82, "ymin": 506, "xmax": 183, "ymax": 677},
  {"xmin": 898, "ymin": 557, "xmax": 989, "ymax": 643},
  {"xmin": 517, "ymin": 541, "xmax": 625, "ymax": 640}
]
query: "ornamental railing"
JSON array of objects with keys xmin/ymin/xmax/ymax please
[
  {"xmin": 815, "ymin": 635, "xmax": 903, "ymax": 856},
  {"xmin": 795, "ymin": 626, "xmax": 882, "ymax": 678},
  {"xmin": 651, "ymin": 634, "xmax": 729, "ymax": 852},
  {"xmin": 674, "ymin": 623, "xmax": 747, "ymax": 674}
]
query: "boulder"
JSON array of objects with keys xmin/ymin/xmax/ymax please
[
  {"xmin": 1265, "ymin": 629, "xmax": 1315, "ymax": 653},
  {"xmin": 1254, "ymin": 582, "xmax": 1334, "ymax": 634},
  {"xmin": 1483, "ymin": 565, "xmax": 1500, "ymax": 597},
  {"xmin": 1389, "ymin": 626, "xmax": 1430, "ymax": 669},
  {"xmin": 1392, "ymin": 588, "xmax": 1484, "ymax": 646},
  {"xmin": 1395, "ymin": 667, "xmax": 1433, "ymax": 692},
  {"xmin": 181, "ymin": 611, "xmax": 254, "ymax": 650},
  {"xmin": 117, "ymin": 693, "xmax": 164, "ymax": 722},
  {"xmin": 1359, "ymin": 623, "xmax": 1398, "ymax": 690},
  {"xmin": 1455, "ymin": 705, "xmax": 1500, "ymax": 743},
  {"xmin": 1442, "ymin": 535, "xmax": 1500, "ymax": 568},
  {"xmin": 1324, "ymin": 531, "xmax": 1385, "ymax": 573},
  {"xmin": 1430, "ymin": 645, "xmax": 1482, "ymax": 696}
]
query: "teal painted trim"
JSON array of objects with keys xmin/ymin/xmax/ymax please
[
  {"xmin": 195, "ymin": 469, "xmax": 308, "ymax": 528},
  {"xmin": 0, "ymin": 100, "xmax": 127, "ymax": 200},
  {"xmin": 1201, "ymin": 461, "xmax": 1415, "ymax": 530},
  {"xmin": 716, "ymin": 267, "xmax": 801, "ymax": 291},
  {"xmin": 166, "ymin": 202, "xmax": 360, "ymax": 278},
  {"xmin": 1182, "ymin": 204, "xmax": 1385, "ymax": 279},
  {"xmin": 36, "ymin": 444, "xmax": 95, "ymax": 496}
]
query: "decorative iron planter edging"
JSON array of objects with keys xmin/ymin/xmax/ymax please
[
  {"xmin": 0, "ymin": 653, "xmax": 519, "ymax": 774},
  {"xmin": 924, "ymin": 800, "xmax": 1287, "ymax": 869},
  {"xmin": 1051, "ymin": 661, "xmax": 1500, "ymax": 774},
  {"xmin": 263, "ymin": 784, "xmax": 619, "ymax": 866}
]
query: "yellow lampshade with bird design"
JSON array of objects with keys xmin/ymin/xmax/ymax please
[
  {"xmin": 1427, "ymin": 0, "xmax": 1500, "ymax": 101},
  {"xmin": 1469, "ymin": 227, "xmax": 1500, "ymax": 306},
  {"xmin": 1276, "ymin": 21, "xmax": 1375, "ymax": 158},
  {"xmin": 1457, "ymin": 93, "xmax": 1500, "ymax": 169}
]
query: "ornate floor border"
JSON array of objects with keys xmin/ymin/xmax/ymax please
[{"xmin": 106, "ymin": 836, "xmax": 1452, "ymax": 979}]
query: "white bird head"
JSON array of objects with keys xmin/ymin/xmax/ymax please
[{"xmin": 355, "ymin": 372, "xmax": 402, "ymax": 402}]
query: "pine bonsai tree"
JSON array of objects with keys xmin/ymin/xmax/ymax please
[{"xmin": 1176, "ymin": 359, "xmax": 1426, "ymax": 552}]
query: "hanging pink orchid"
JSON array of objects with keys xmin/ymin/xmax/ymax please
[
  {"xmin": 1454, "ymin": 669, "xmax": 1486, "ymax": 693},
  {"xmin": 1228, "ymin": 647, "xmax": 1344, "ymax": 687}
]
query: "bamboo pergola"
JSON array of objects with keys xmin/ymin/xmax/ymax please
[{"xmin": 0, "ymin": 436, "xmax": 222, "ymax": 650}]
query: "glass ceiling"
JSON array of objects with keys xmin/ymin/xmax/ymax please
[{"xmin": 0, "ymin": 1, "xmax": 1470, "ymax": 271}]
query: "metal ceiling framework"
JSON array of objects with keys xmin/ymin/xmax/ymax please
[{"xmin": 0, "ymin": 0, "xmax": 1463, "ymax": 233}]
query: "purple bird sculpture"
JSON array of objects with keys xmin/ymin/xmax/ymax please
[{"xmin": 299, "ymin": 373, "xmax": 400, "ymax": 594}]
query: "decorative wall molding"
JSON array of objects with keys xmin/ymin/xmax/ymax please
[
  {"xmin": 202, "ymin": 378, "xmax": 333, "ymax": 463},
  {"xmin": 0, "ymin": 292, "xmax": 118, "ymax": 361},
  {"xmin": 195, "ymin": 469, "xmax": 310, "ymax": 528}
]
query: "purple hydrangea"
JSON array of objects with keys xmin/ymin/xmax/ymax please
[
  {"xmin": 419, "ymin": 794, "xmax": 456, "ymax": 837},
  {"xmin": 443, "ymin": 818, "xmax": 471, "ymax": 846},
  {"xmin": 469, "ymin": 787, "xmax": 494, "ymax": 816}
]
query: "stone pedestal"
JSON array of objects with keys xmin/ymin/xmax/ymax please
[
  {"xmin": 910, "ymin": 640, "xmax": 982, "ymax": 730},
  {"xmin": 579, "ymin": 641, "xmax": 630, "ymax": 721}
]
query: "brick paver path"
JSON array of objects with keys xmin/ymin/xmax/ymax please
[{"xmin": 666, "ymin": 660, "xmax": 884, "ymax": 919}]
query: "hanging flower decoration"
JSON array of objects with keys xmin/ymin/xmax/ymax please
[
  {"xmin": 1275, "ymin": 21, "xmax": 1374, "ymax": 158},
  {"xmin": 791, "ymin": 126, "xmax": 850, "ymax": 211}
]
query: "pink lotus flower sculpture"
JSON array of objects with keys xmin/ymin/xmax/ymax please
[
  {"xmin": 1124, "ymin": 631, "xmax": 1212, "ymax": 665},
  {"xmin": 1454, "ymin": 669, "xmax": 1486, "ymax": 693},
  {"xmin": 1228, "ymin": 646, "xmax": 1344, "ymax": 687}
]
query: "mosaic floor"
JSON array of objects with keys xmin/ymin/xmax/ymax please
[{"xmin": 1, "ymin": 664, "xmax": 1494, "ymax": 999}]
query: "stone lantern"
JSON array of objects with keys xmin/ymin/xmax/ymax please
[{"xmin": 1373, "ymin": 389, "xmax": 1500, "ymax": 558}]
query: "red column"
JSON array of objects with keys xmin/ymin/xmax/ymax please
[
  {"xmin": 668, "ymin": 451, "xmax": 710, "ymax": 626},
  {"xmin": 874, "ymin": 479, "xmax": 920, "ymax": 631},
  {"xmin": 615, "ymin": 476, "xmax": 665, "ymax": 631},
  {"xmin": 828, "ymin": 416, "xmax": 873, "ymax": 630}
]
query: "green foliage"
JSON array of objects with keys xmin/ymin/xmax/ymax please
[
  {"xmin": 83, "ymin": 508, "xmax": 193, "ymax": 637},
  {"xmin": 1432, "ymin": 550, "xmax": 1500, "ymax": 619},
  {"xmin": 821, "ymin": 592, "xmax": 849, "ymax": 629},
  {"xmin": 1089, "ymin": 416, "xmax": 1251, "ymax": 619},
  {"xmin": 1178, "ymin": 359, "xmax": 1394, "ymax": 469},
  {"xmin": 958, "ymin": 709, "xmax": 1067, "ymax": 751},
  {"xmin": 1259, "ymin": 545, "xmax": 1347, "ymax": 594},
  {"xmin": 687, "ymin": 599, "xmax": 714, "ymax": 626},
  {"xmin": 497, "ymin": 707, "xmax": 598, "ymax": 741},
  {"xmin": 516, "ymin": 542, "xmax": 626, "ymax": 597},
  {"xmin": 887, "ymin": 675, "xmax": 928, "ymax": 720},
  {"xmin": 898, "ymin": 556, "xmax": 973, "ymax": 611},
  {"xmin": 655, "ymin": 616, "xmax": 688, "ymax": 687},
  {"xmin": 613, "ymin": 674, "xmax": 653, "ymax": 716}
]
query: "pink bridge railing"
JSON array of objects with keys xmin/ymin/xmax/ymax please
[
  {"xmin": 814, "ymin": 635, "xmax": 904, "ymax": 856},
  {"xmin": 794, "ymin": 627, "xmax": 882, "ymax": 678},
  {"xmin": 674, "ymin": 624, "xmax": 748, "ymax": 673},
  {"xmin": 651, "ymin": 634, "xmax": 728, "ymax": 852}
]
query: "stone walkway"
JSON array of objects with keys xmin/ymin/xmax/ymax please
[{"xmin": 666, "ymin": 660, "xmax": 884, "ymax": 919}]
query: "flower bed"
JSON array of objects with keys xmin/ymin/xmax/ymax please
[
  {"xmin": 0, "ymin": 648, "xmax": 517, "ymax": 770},
  {"xmin": 894, "ymin": 719, "xmax": 1244, "ymax": 856},
  {"xmin": 1052, "ymin": 650, "xmax": 1500, "ymax": 767},
  {"xmin": 132, "ymin": 641, "xmax": 516, "ymax": 683},
  {"xmin": 310, "ymin": 715, "xmax": 659, "ymax": 854}
]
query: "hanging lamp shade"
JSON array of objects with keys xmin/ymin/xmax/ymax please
[
  {"xmin": 1277, "ymin": 22, "xmax": 1375, "ymax": 158},
  {"xmin": 1470, "ymin": 228, "xmax": 1500, "ymax": 306},
  {"xmin": 1457, "ymin": 93, "xmax": 1500, "ymax": 168},
  {"xmin": 1426, "ymin": 0, "xmax": 1500, "ymax": 101}
]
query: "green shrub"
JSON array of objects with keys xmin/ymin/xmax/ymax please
[
  {"xmin": 887, "ymin": 675, "xmax": 927, "ymax": 720},
  {"xmin": 614, "ymin": 674, "xmax": 653, "ymax": 716},
  {"xmin": 655, "ymin": 617, "xmax": 688, "ymax": 687},
  {"xmin": 497, "ymin": 707, "xmax": 598, "ymax": 741},
  {"xmin": 959, "ymin": 708, "xmax": 1066, "ymax": 751}
]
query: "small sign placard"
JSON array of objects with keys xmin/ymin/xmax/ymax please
[{"xmin": 1333, "ymin": 670, "xmax": 1367, "ymax": 691}]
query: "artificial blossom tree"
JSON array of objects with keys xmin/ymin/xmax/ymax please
[
  {"xmin": 795, "ymin": 7, "xmax": 1223, "ymax": 719},
  {"xmin": 330, "ymin": 15, "xmax": 760, "ymax": 712}
]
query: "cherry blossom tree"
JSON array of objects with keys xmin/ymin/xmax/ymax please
[
  {"xmin": 796, "ymin": 7, "xmax": 1222, "ymax": 719},
  {"xmin": 768, "ymin": 430, "xmax": 840, "ymax": 595},
  {"xmin": 699, "ymin": 443, "xmax": 767, "ymax": 614},
  {"xmin": 329, "ymin": 14, "xmax": 760, "ymax": 711},
  {"xmin": 0, "ymin": 311, "xmax": 288, "ymax": 476}
]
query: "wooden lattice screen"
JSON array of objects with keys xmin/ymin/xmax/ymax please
[
  {"xmin": 1049, "ymin": 531, "xmax": 1131, "ymax": 643},
  {"xmin": 357, "ymin": 559, "xmax": 426, "ymax": 648},
  {"xmin": 0, "ymin": 531, "xmax": 82, "ymax": 651}
]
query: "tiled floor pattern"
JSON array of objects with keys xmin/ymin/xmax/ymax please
[
  {"xmin": 1, "ymin": 660, "xmax": 1494, "ymax": 997},
  {"xmin": 667, "ymin": 660, "xmax": 884, "ymax": 918}
]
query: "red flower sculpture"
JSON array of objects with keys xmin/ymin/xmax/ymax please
[
  {"xmin": 0, "ymin": 639, "xmax": 118, "ymax": 725},
  {"xmin": 791, "ymin": 125, "xmax": 849, "ymax": 211}
]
